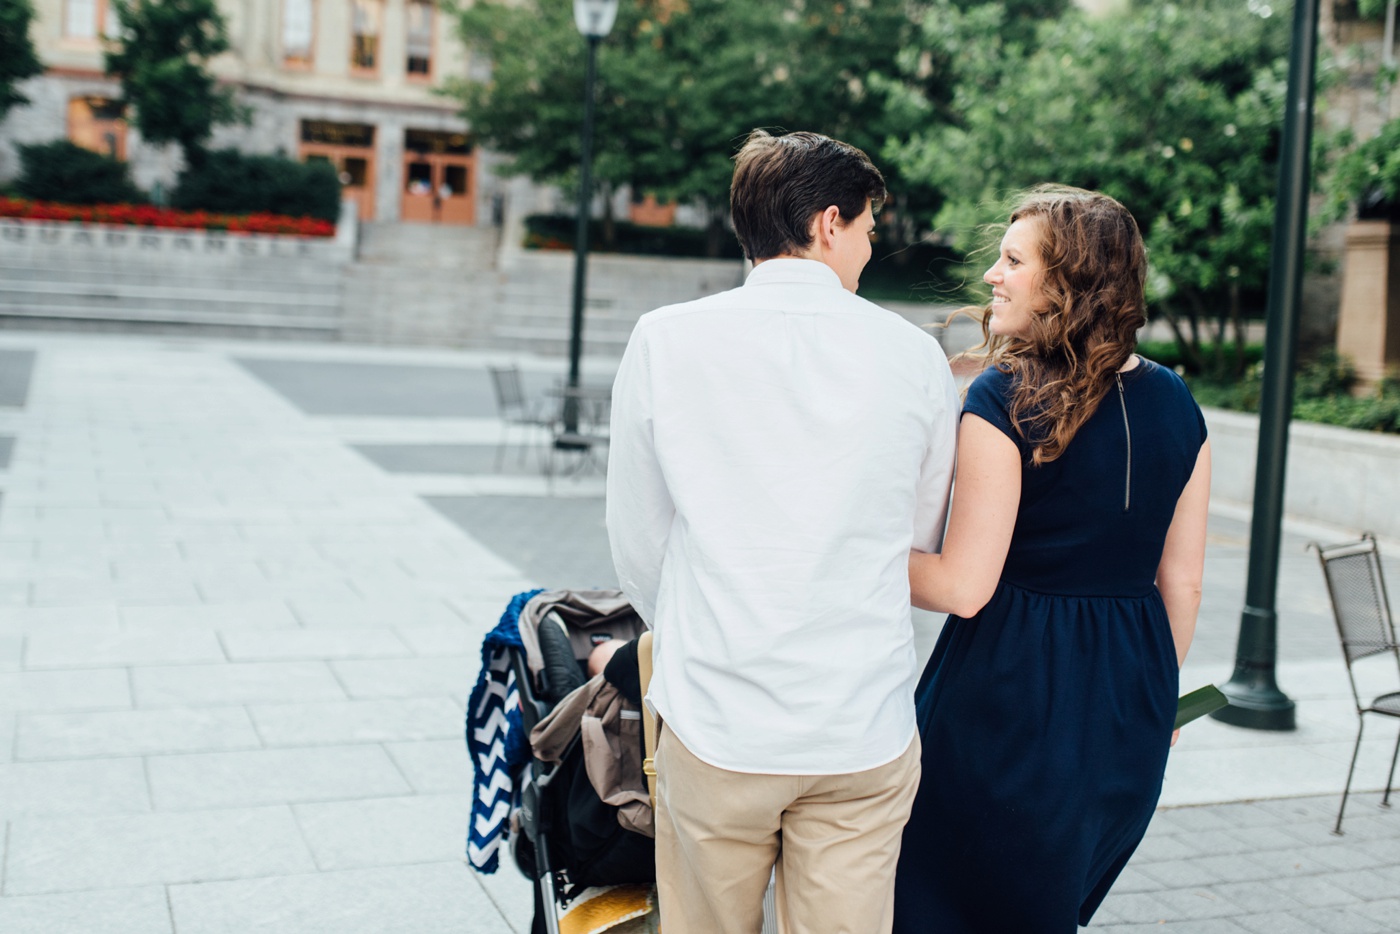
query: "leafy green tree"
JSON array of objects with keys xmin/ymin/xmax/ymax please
[
  {"xmin": 446, "ymin": 0, "xmax": 936, "ymax": 254},
  {"xmin": 103, "ymin": 0, "xmax": 244, "ymax": 168},
  {"xmin": 889, "ymin": 0, "xmax": 1293, "ymax": 375},
  {"xmin": 0, "ymin": 0, "xmax": 44, "ymax": 119}
]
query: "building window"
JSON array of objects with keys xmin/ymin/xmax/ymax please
[
  {"xmin": 64, "ymin": 0, "xmax": 118, "ymax": 40},
  {"xmin": 406, "ymin": 1, "xmax": 433, "ymax": 78},
  {"xmin": 282, "ymin": 0, "xmax": 314, "ymax": 67},
  {"xmin": 351, "ymin": 0, "xmax": 381, "ymax": 72}
]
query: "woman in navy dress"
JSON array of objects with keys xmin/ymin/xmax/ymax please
[{"xmin": 893, "ymin": 186, "xmax": 1211, "ymax": 933}]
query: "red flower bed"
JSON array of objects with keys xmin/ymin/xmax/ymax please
[{"xmin": 0, "ymin": 197, "xmax": 335, "ymax": 237}]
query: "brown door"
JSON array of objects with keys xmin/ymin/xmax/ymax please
[
  {"xmin": 401, "ymin": 130, "xmax": 476, "ymax": 225},
  {"xmin": 299, "ymin": 121, "xmax": 377, "ymax": 221}
]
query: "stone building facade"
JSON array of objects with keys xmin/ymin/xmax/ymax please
[{"xmin": 1, "ymin": 0, "xmax": 503, "ymax": 226}]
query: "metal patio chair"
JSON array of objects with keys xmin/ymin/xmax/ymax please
[
  {"xmin": 1309, "ymin": 533, "xmax": 1400, "ymax": 835},
  {"xmin": 487, "ymin": 365, "xmax": 559, "ymax": 471},
  {"xmin": 543, "ymin": 385, "xmax": 611, "ymax": 492}
]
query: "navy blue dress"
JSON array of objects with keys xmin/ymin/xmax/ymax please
[{"xmin": 892, "ymin": 358, "xmax": 1207, "ymax": 933}]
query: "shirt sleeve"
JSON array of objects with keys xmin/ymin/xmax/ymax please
[
  {"xmin": 605, "ymin": 323, "xmax": 675, "ymax": 626},
  {"xmin": 910, "ymin": 352, "xmax": 960, "ymax": 554}
]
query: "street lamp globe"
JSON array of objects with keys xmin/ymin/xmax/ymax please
[{"xmin": 574, "ymin": 0, "xmax": 619, "ymax": 38}]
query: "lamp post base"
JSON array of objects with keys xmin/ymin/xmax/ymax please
[{"xmin": 1211, "ymin": 670, "xmax": 1297, "ymax": 731}]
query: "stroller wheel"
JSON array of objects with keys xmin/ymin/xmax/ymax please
[{"xmin": 511, "ymin": 824, "xmax": 538, "ymax": 878}]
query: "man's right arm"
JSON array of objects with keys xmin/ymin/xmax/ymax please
[
  {"xmin": 911, "ymin": 357, "xmax": 960, "ymax": 554},
  {"xmin": 606, "ymin": 326, "xmax": 675, "ymax": 625}
]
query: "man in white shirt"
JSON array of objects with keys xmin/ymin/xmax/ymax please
[{"xmin": 606, "ymin": 129, "xmax": 958, "ymax": 934}]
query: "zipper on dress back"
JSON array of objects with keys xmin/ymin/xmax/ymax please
[{"xmin": 1115, "ymin": 373, "xmax": 1131, "ymax": 512}]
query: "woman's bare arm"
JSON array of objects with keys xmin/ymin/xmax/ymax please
[
  {"xmin": 908, "ymin": 415, "xmax": 1021, "ymax": 617},
  {"xmin": 1156, "ymin": 440, "xmax": 1211, "ymax": 668}
]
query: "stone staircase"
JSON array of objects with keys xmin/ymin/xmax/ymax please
[
  {"xmin": 0, "ymin": 220, "xmax": 350, "ymax": 339},
  {"xmin": 339, "ymin": 222, "xmax": 499, "ymax": 345},
  {"xmin": 485, "ymin": 249, "xmax": 746, "ymax": 357}
]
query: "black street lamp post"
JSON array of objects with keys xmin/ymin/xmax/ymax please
[
  {"xmin": 563, "ymin": 0, "xmax": 618, "ymax": 438},
  {"xmin": 1211, "ymin": 0, "xmax": 1322, "ymax": 731}
]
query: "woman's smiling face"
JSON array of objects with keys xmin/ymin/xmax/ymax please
[{"xmin": 983, "ymin": 216, "xmax": 1049, "ymax": 338}]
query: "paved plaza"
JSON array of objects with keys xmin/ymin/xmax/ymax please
[{"xmin": 0, "ymin": 331, "xmax": 1398, "ymax": 933}]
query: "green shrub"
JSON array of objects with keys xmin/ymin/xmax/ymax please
[
  {"xmin": 1180, "ymin": 350, "xmax": 1400, "ymax": 435},
  {"xmin": 523, "ymin": 213, "xmax": 745, "ymax": 260},
  {"xmin": 15, "ymin": 140, "xmax": 146, "ymax": 205},
  {"xmin": 171, "ymin": 149, "xmax": 341, "ymax": 222},
  {"xmin": 1137, "ymin": 340, "xmax": 1266, "ymax": 373}
]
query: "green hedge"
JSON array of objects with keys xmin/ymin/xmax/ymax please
[
  {"xmin": 172, "ymin": 150, "xmax": 341, "ymax": 222},
  {"xmin": 15, "ymin": 140, "xmax": 146, "ymax": 205},
  {"xmin": 1154, "ymin": 347, "xmax": 1400, "ymax": 435},
  {"xmin": 523, "ymin": 213, "xmax": 744, "ymax": 259}
]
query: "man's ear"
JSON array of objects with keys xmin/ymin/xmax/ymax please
[{"xmin": 814, "ymin": 205, "xmax": 842, "ymax": 249}]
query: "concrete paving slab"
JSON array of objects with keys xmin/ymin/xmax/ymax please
[
  {"xmin": 0, "ymin": 580, "xmax": 30, "ymax": 605},
  {"xmin": 168, "ymin": 862, "xmax": 516, "ymax": 934},
  {"xmin": 0, "ymin": 712, "xmax": 13, "ymax": 763},
  {"xmin": 120, "ymin": 601, "xmax": 300, "ymax": 631},
  {"xmin": 0, "ymin": 635, "xmax": 20, "ymax": 671},
  {"xmin": 329, "ymin": 657, "xmax": 469, "ymax": 699},
  {"xmin": 5, "ymin": 806, "xmax": 316, "ymax": 895},
  {"xmin": 219, "ymin": 628, "xmax": 411, "ymax": 662},
  {"xmin": 248, "ymin": 697, "xmax": 463, "ymax": 746},
  {"xmin": 474, "ymin": 866, "xmax": 537, "ymax": 934},
  {"xmin": 23, "ymin": 629, "xmax": 226, "ymax": 669},
  {"xmin": 16, "ymin": 706, "xmax": 260, "ymax": 760},
  {"xmin": 424, "ymin": 495, "xmax": 617, "ymax": 590},
  {"xmin": 395, "ymin": 624, "xmax": 481, "ymax": 657},
  {"xmin": 383, "ymin": 739, "xmax": 471, "ymax": 795},
  {"xmin": 0, "ymin": 542, "xmax": 36, "ymax": 562},
  {"xmin": 289, "ymin": 598, "xmax": 465, "ymax": 629},
  {"xmin": 0, "ymin": 668, "xmax": 130, "ymax": 713},
  {"xmin": 235, "ymin": 358, "xmax": 514, "ymax": 418},
  {"xmin": 131, "ymin": 661, "xmax": 347, "ymax": 707},
  {"xmin": 0, "ymin": 886, "xmax": 172, "ymax": 934},
  {"xmin": 148, "ymin": 745, "xmax": 410, "ymax": 810},
  {"xmin": 0, "ymin": 605, "xmax": 119, "ymax": 635},
  {"xmin": 0, "ymin": 757, "xmax": 149, "ymax": 820},
  {"xmin": 0, "ymin": 349, "xmax": 37, "ymax": 407},
  {"xmin": 291, "ymin": 793, "xmax": 471, "ymax": 870}
]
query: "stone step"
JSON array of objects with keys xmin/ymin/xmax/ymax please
[
  {"xmin": 0, "ymin": 281, "xmax": 340, "ymax": 311},
  {"xmin": 487, "ymin": 310, "xmax": 641, "ymax": 331},
  {"xmin": 489, "ymin": 323, "xmax": 633, "ymax": 351},
  {"xmin": 357, "ymin": 222, "xmax": 499, "ymax": 267},
  {"xmin": 0, "ymin": 302, "xmax": 340, "ymax": 332},
  {"xmin": 0, "ymin": 261, "xmax": 342, "ymax": 291}
]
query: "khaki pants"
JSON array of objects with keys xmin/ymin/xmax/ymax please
[{"xmin": 653, "ymin": 725, "xmax": 920, "ymax": 934}]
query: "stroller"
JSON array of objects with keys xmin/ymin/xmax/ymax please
[{"xmin": 474, "ymin": 589, "xmax": 657, "ymax": 934}]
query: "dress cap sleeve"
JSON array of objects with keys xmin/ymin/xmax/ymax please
[{"xmin": 962, "ymin": 366, "xmax": 1023, "ymax": 448}]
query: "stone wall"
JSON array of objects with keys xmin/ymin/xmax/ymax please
[{"xmin": 1205, "ymin": 406, "xmax": 1400, "ymax": 540}]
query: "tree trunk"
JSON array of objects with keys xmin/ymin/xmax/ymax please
[
  {"xmin": 1157, "ymin": 299, "xmax": 1205, "ymax": 373},
  {"xmin": 600, "ymin": 182, "xmax": 616, "ymax": 251},
  {"xmin": 1230, "ymin": 280, "xmax": 1248, "ymax": 376}
]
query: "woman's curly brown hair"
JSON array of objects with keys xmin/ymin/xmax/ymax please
[{"xmin": 961, "ymin": 185, "xmax": 1147, "ymax": 466}]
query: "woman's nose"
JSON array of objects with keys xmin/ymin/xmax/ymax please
[{"xmin": 983, "ymin": 264, "xmax": 998, "ymax": 285}]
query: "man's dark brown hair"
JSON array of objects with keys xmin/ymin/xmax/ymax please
[{"xmin": 729, "ymin": 129, "xmax": 887, "ymax": 261}]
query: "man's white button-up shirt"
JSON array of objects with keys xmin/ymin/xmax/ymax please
[{"xmin": 606, "ymin": 258, "xmax": 959, "ymax": 775}]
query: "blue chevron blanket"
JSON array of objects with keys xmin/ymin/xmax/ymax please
[{"xmin": 466, "ymin": 588, "xmax": 544, "ymax": 874}]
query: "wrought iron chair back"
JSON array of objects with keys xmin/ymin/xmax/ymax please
[
  {"xmin": 1310, "ymin": 532, "xmax": 1400, "ymax": 834},
  {"xmin": 487, "ymin": 365, "xmax": 558, "ymax": 470},
  {"xmin": 489, "ymin": 365, "xmax": 530, "ymax": 419}
]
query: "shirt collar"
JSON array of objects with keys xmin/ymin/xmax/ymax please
[{"xmin": 744, "ymin": 258, "xmax": 844, "ymax": 290}]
